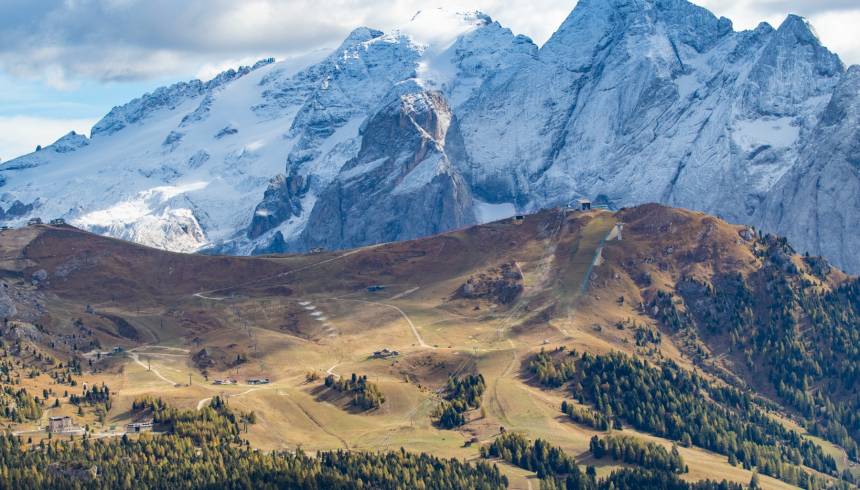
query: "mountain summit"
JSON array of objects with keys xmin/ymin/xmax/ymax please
[{"xmin": 1, "ymin": 2, "xmax": 859, "ymax": 273}]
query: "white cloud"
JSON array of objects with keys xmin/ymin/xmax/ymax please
[
  {"xmin": 698, "ymin": 0, "xmax": 860, "ymax": 64},
  {"xmin": 803, "ymin": 10, "xmax": 860, "ymax": 65},
  {"xmin": 0, "ymin": 0, "xmax": 857, "ymax": 163},
  {"xmin": 1, "ymin": 0, "xmax": 858, "ymax": 91},
  {"xmin": 0, "ymin": 0, "xmax": 573, "ymax": 88},
  {"xmin": 0, "ymin": 116, "xmax": 97, "ymax": 162}
]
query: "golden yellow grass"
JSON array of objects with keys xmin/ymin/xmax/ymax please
[{"xmin": 0, "ymin": 209, "xmax": 849, "ymax": 489}]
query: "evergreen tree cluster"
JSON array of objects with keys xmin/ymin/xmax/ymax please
[
  {"xmin": 0, "ymin": 435, "xmax": 509, "ymax": 489},
  {"xmin": 565, "ymin": 352, "xmax": 837, "ymax": 486},
  {"xmin": 589, "ymin": 435, "xmax": 685, "ymax": 474},
  {"xmin": 435, "ymin": 374, "xmax": 485, "ymax": 429},
  {"xmin": 633, "ymin": 325, "xmax": 661, "ymax": 347},
  {"xmin": 654, "ymin": 234, "xmax": 860, "ymax": 464},
  {"xmin": 581, "ymin": 468, "xmax": 743, "ymax": 490},
  {"xmin": 0, "ymin": 385, "xmax": 41, "ymax": 422},
  {"xmin": 131, "ymin": 396, "xmax": 243, "ymax": 445},
  {"xmin": 560, "ymin": 401, "xmax": 609, "ymax": 431},
  {"xmin": 0, "ymin": 337, "xmax": 80, "ymax": 389},
  {"xmin": 527, "ymin": 348, "xmax": 577, "ymax": 388},
  {"xmin": 648, "ymin": 290, "xmax": 710, "ymax": 363},
  {"xmin": 481, "ymin": 431, "xmax": 740, "ymax": 490},
  {"xmin": 323, "ymin": 373, "xmax": 385, "ymax": 410},
  {"xmin": 482, "ymin": 432, "xmax": 584, "ymax": 481},
  {"xmin": 69, "ymin": 383, "xmax": 111, "ymax": 409},
  {"xmin": 0, "ymin": 397, "xmax": 507, "ymax": 488}
]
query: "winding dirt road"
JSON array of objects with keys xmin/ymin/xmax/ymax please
[{"xmin": 327, "ymin": 297, "xmax": 431, "ymax": 348}]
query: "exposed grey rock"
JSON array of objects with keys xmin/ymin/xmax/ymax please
[
  {"xmin": 458, "ymin": 0, "xmax": 852, "ymax": 270},
  {"xmin": 180, "ymin": 94, "xmax": 214, "ymax": 127},
  {"xmin": 0, "ymin": 131, "xmax": 88, "ymax": 171},
  {"xmin": 4, "ymin": 200, "xmax": 33, "ymax": 218},
  {"xmin": 31, "ymin": 269, "xmax": 48, "ymax": 285},
  {"xmin": 758, "ymin": 66, "xmax": 860, "ymax": 272},
  {"xmin": 247, "ymin": 172, "xmax": 309, "ymax": 239},
  {"xmin": 0, "ymin": 3, "xmax": 858, "ymax": 274},
  {"xmin": 214, "ymin": 125, "xmax": 238, "ymax": 139},
  {"xmin": 186, "ymin": 150, "xmax": 210, "ymax": 169},
  {"xmin": 50, "ymin": 131, "xmax": 90, "ymax": 154},
  {"xmin": 299, "ymin": 85, "xmax": 475, "ymax": 250},
  {"xmin": 91, "ymin": 60, "xmax": 273, "ymax": 138},
  {"xmin": 162, "ymin": 131, "xmax": 184, "ymax": 151}
]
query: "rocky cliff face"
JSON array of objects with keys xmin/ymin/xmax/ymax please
[
  {"xmin": 458, "ymin": 0, "xmax": 853, "ymax": 269},
  {"xmin": 247, "ymin": 171, "xmax": 309, "ymax": 240},
  {"xmin": 299, "ymin": 85, "xmax": 474, "ymax": 251},
  {"xmin": 759, "ymin": 66, "xmax": 860, "ymax": 271},
  {"xmin": 0, "ymin": 2, "xmax": 858, "ymax": 272}
]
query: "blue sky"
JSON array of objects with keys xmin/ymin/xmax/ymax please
[
  {"xmin": 1, "ymin": 0, "xmax": 859, "ymax": 162},
  {"xmin": 0, "ymin": 73, "xmax": 175, "ymax": 161}
]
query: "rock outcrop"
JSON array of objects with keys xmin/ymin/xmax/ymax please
[{"xmin": 301, "ymin": 85, "xmax": 475, "ymax": 250}]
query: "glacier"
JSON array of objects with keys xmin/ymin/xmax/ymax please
[{"xmin": 1, "ymin": 0, "xmax": 859, "ymax": 274}]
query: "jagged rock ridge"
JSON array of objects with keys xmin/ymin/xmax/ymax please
[{"xmin": 0, "ymin": 2, "xmax": 858, "ymax": 273}]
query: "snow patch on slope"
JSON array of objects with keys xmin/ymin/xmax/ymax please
[
  {"xmin": 0, "ymin": 59, "xmax": 297, "ymax": 251},
  {"xmin": 733, "ymin": 117, "xmax": 800, "ymax": 152},
  {"xmin": 392, "ymin": 154, "xmax": 448, "ymax": 195},
  {"xmin": 474, "ymin": 200, "xmax": 516, "ymax": 223},
  {"xmin": 402, "ymin": 9, "xmax": 487, "ymax": 88},
  {"xmin": 75, "ymin": 181, "xmax": 208, "ymax": 227}
]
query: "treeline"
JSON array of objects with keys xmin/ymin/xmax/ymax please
[
  {"xmin": 435, "ymin": 374, "xmax": 485, "ymax": 429},
  {"xmin": 324, "ymin": 373, "xmax": 385, "ymax": 410},
  {"xmin": 535, "ymin": 345, "xmax": 842, "ymax": 487},
  {"xmin": 482, "ymin": 432, "xmax": 740, "ymax": 490},
  {"xmin": 543, "ymin": 350, "xmax": 838, "ymax": 488},
  {"xmin": 779, "ymin": 277, "xmax": 860, "ymax": 467},
  {"xmin": 589, "ymin": 435, "xmax": 685, "ymax": 474},
  {"xmin": 0, "ymin": 338, "xmax": 108, "ymax": 427},
  {"xmin": 0, "ymin": 397, "xmax": 508, "ymax": 488},
  {"xmin": 0, "ymin": 435, "xmax": 509, "ymax": 489},
  {"xmin": 656, "ymin": 234, "xmax": 860, "ymax": 466},
  {"xmin": 569, "ymin": 352, "xmax": 837, "ymax": 485},
  {"xmin": 648, "ymin": 290, "xmax": 710, "ymax": 363}
]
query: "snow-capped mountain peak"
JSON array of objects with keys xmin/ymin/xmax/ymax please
[
  {"xmin": 3, "ymin": 0, "xmax": 860, "ymax": 275},
  {"xmin": 403, "ymin": 9, "xmax": 491, "ymax": 44}
]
